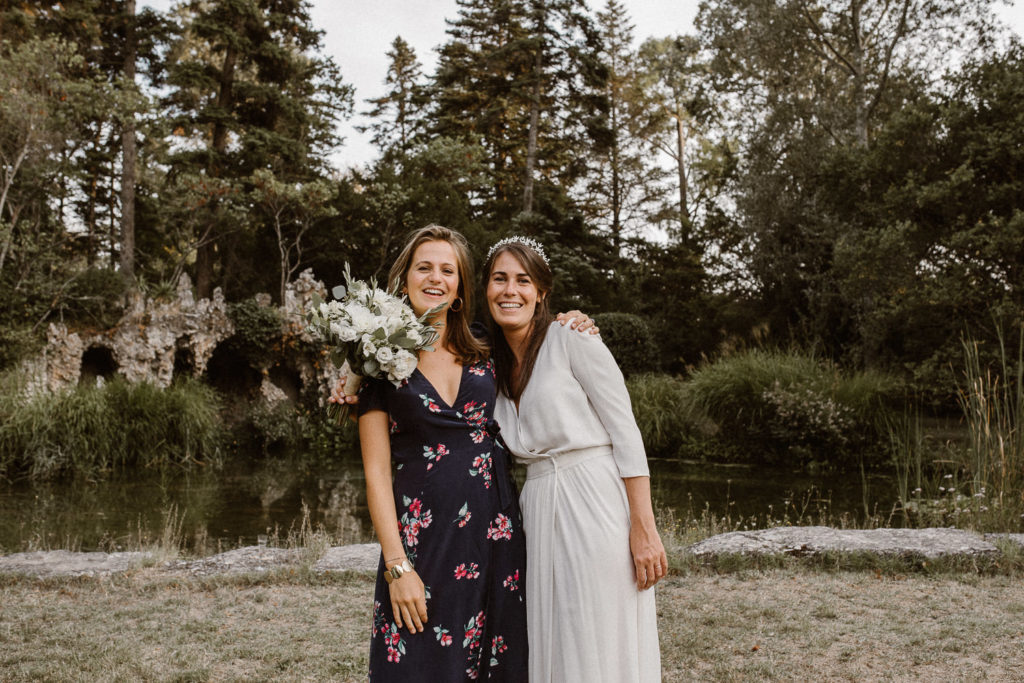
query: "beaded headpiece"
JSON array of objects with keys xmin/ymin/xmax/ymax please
[{"xmin": 486, "ymin": 235, "xmax": 549, "ymax": 265}]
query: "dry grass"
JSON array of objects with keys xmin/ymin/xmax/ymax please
[{"xmin": 2, "ymin": 567, "xmax": 1023, "ymax": 681}]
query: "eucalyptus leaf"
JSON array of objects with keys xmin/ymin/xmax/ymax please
[{"xmin": 332, "ymin": 284, "xmax": 347, "ymax": 300}]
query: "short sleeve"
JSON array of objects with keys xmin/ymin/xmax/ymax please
[{"xmin": 357, "ymin": 377, "xmax": 389, "ymax": 417}]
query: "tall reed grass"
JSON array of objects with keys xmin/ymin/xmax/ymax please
[
  {"xmin": 886, "ymin": 326, "xmax": 1024, "ymax": 532},
  {"xmin": 625, "ymin": 374, "xmax": 716, "ymax": 456},
  {"xmin": 0, "ymin": 375, "xmax": 224, "ymax": 480}
]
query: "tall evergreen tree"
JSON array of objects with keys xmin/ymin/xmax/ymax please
[
  {"xmin": 164, "ymin": 0, "xmax": 352, "ymax": 299},
  {"xmin": 360, "ymin": 36, "xmax": 425, "ymax": 157},
  {"xmin": 584, "ymin": 0, "xmax": 667, "ymax": 250},
  {"xmin": 431, "ymin": 0, "xmax": 608, "ymax": 226}
]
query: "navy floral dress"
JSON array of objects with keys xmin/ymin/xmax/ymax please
[{"xmin": 358, "ymin": 358, "xmax": 528, "ymax": 682}]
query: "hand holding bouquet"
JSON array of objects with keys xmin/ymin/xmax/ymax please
[{"xmin": 307, "ymin": 264, "xmax": 443, "ymax": 422}]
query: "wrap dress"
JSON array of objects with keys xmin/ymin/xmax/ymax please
[
  {"xmin": 494, "ymin": 321, "xmax": 661, "ymax": 683},
  {"xmin": 359, "ymin": 358, "xmax": 528, "ymax": 682}
]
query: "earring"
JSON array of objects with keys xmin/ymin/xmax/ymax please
[{"xmin": 450, "ymin": 297, "xmax": 463, "ymax": 312}]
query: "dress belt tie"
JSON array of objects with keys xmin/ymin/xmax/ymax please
[{"xmin": 485, "ymin": 417, "xmax": 515, "ymax": 510}]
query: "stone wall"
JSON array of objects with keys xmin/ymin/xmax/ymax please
[{"xmin": 21, "ymin": 269, "xmax": 342, "ymax": 407}]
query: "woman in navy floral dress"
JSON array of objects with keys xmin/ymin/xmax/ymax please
[{"xmin": 357, "ymin": 225, "xmax": 527, "ymax": 682}]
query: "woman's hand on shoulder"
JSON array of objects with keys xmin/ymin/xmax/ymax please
[
  {"xmin": 629, "ymin": 519, "xmax": 668, "ymax": 591},
  {"xmin": 556, "ymin": 310, "xmax": 600, "ymax": 335},
  {"xmin": 389, "ymin": 565, "xmax": 428, "ymax": 633}
]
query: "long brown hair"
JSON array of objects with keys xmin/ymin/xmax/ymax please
[
  {"xmin": 483, "ymin": 241, "xmax": 554, "ymax": 401},
  {"xmin": 389, "ymin": 225, "xmax": 489, "ymax": 365}
]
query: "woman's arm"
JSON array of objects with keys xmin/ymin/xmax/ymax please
[
  {"xmin": 564, "ymin": 329, "xmax": 667, "ymax": 589},
  {"xmin": 623, "ymin": 476, "xmax": 668, "ymax": 590},
  {"xmin": 359, "ymin": 410, "xmax": 428, "ymax": 632}
]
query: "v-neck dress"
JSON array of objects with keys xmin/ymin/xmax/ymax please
[
  {"xmin": 359, "ymin": 358, "xmax": 528, "ymax": 682},
  {"xmin": 494, "ymin": 322, "xmax": 661, "ymax": 683}
]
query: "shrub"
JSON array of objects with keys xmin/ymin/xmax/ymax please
[
  {"xmin": 0, "ymin": 327, "xmax": 43, "ymax": 372},
  {"xmin": 593, "ymin": 312, "xmax": 660, "ymax": 376},
  {"xmin": 686, "ymin": 349, "xmax": 899, "ymax": 469},
  {"xmin": 63, "ymin": 268, "xmax": 127, "ymax": 330},
  {"xmin": 0, "ymin": 376, "xmax": 224, "ymax": 480},
  {"xmin": 227, "ymin": 298, "xmax": 284, "ymax": 365},
  {"xmin": 626, "ymin": 374, "xmax": 716, "ymax": 457}
]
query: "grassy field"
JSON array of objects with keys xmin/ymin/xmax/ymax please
[{"xmin": 2, "ymin": 567, "xmax": 1023, "ymax": 682}]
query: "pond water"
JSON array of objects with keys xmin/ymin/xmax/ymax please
[{"xmin": 0, "ymin": 453, "xmax": 899, "ymax": 554}]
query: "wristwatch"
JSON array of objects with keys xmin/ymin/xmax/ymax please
[{"xmin": 384, "ymin": 559, "xmax": 413, "ymax": 584}]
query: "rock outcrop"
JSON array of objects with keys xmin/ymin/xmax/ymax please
[
  {"xmin": 686, "ymin": 526, "xmax": 1004, "ymax": 559},
  {"xmin": 3, "ymin": 531, "xmax": 1022, "ymax": 579}
]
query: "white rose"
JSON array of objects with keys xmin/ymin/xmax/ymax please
[
  {"xmin": 337, "ymin": 326, "xmax": 358, "ymax": 343},
  {"xmin": 391, "ymin": 349, "xmax": 417, "ymax": 379},
  {"xmin": 375, "ymin": 346, "xmax": 394, "ymax": 364},
  {"xmin": 347, "ymin": 304, "xmax": 374, "ymax": 332},
  {"xmin": 362, "ymin": 339, "xmax": 377, "ymax": 358}
]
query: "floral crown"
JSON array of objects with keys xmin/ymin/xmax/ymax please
[{"xmin": 486, "ymin": 235, "xmax": 549, "ymax": 265}]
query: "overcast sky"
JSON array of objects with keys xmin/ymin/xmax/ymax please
[{"xmin": 143, "ymin": 0, "xmax": 1024, "ymax": 170}]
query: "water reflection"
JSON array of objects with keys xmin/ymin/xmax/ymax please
[{"xmin": 0, "ymin": 455, "xmax": 898, "ymax": 554}]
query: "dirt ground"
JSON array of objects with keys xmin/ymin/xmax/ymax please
[{"xmin": 1, "ymin": 568, "xmax": 1022, "ymax": 681}]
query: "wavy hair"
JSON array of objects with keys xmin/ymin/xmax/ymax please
[
  {"xmin": 388, "ymin": 225, "xmax": 489, "ymax": 365},
  {"xmin": 482, "ymin": 241, "xmax": 554, "ymax": 401}
]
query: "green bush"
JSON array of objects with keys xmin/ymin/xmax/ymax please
[
  {"xmin": 686, "ymin": 349, "xmax": 899, "ymax": 469},
  {"xmin": 594, "ymin": 312, "xmax": 660, "ymax": 376},
  {"xmin": 0, "ymin": 375, "xmax": 224, "ymax": 480},
  {"xmin": 0, "ymin": 327, "xmax": 44, "ymax": 372},
  {"xmin": 227, "ymin": 298, "xmax": 284, "ymax": 365},
  {"xmin": 626, "ymin": 374, "xmax": 716, "ymax": 457},
  {"xmin": 63, "ymin": 268, "xmax": 127, "ymax": 329}
]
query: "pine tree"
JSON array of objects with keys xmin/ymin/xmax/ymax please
[
  {"xmin": 430, "ymin": 0, "xmax": 608, "ymax": 225},
  {"xmin": 164, "ymin": 0, "xmax": 352, "ymax": 298},
  {"xmin": 584, "ymin": 0, "xmax": 667, "ymax": 251},
  {"xmin": 360, "ymin": 36, "xmax": 425, "ymax": 157}
]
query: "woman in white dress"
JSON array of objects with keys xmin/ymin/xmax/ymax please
[{"xmin": 483, "ymin": 236, "xmax": 666, "ymax": 683}]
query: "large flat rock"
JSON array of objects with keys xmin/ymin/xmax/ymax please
[
  {"xmin": 0, "ymin": 550, "xmax": 151, "ymax": 577},
  {"xmin": 314, "ymin": 543, "xmax": 380, "ymax": 573},
  {"xmin": 162, "ymin": 546, "xmax": 304, "ymax": 576},
  {"xmin": 687, "ymin": 526, "xmax": 999, "ymax": 559}
]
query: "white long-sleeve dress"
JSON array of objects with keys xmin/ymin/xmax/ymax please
[{"xmin": 494, "ymin": 321, "xmax": 661, "ymax": 683}]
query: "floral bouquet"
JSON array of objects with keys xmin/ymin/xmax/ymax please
[{"xmin": 307, "ymin": 264, "xmax": 443, "ymax": 423}]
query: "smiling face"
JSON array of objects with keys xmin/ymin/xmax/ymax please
[
  {"xmin": 404, "ymin": 239, "xmax": 460, "ymax": 318},
  {"xmin": 486, "ymin": 251, "xmax": 542, "ymax": 335}
]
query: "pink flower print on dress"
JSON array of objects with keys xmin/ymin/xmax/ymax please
[
  {"xmin": 422, "ymin": 443, "xmax": 449, "ymax": 471},
  {"xmin": 486, "ymin": 513, "xmax": 513, "ymax": 541},
  {"xmin": 434, "ymin": 625, "xmax": 453, "ymax": 647},
  {"xmin": 503, "ymin": 569, "xmax": 520, "ymax": 592},
  {"xmin": 468, "ymin": 452, "xmax": 493, "ymax": 488},
  {"xmin": 458, "ymin": 400, "xmax": 488, "ymax": 442},
  {"xmin": 453, "ymin": 562, "xmax": 480, "ymax": 580},
  {"xmin": 490, "ymin": 634, "xmax": 508, "ymax": 666},
  {"xmin": 389, "ymin": 419, "xmax": 399, "ymax": 434},
  {"xmin": 468, "ymin": 362, "xmax": 488, "ymax": 376},
  {"xmin": 399, "ymin": 496, "xmax": 432, "ymax": 548},
  {"xmin": 452, "ymin": 502, "xmax": 472, "ymax": 528},
  {"xmin": 383, "ymin": 622, "xmax": 406, "ymax": 662},
  {"xmin": 419, "ymin": 393, "xmax": 441, "ymax": 413}
]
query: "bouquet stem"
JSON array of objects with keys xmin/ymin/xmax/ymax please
[{"xmin": 328, "ymin": 364, "xmax": 363, "ymax": 425}]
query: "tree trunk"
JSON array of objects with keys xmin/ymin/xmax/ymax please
[
  {"xmin": 120, "ymin": 0, "xmax": 137, "ymax": 288},
  {"xmin": 676, "ymin": 107, "xmax": 690, "ymax": 243},
  {"xmin": 521, "ymin": 43, "xmax": 543, "ymax": 215},
  {"xmin": 196, "ymin": 40, "xmax": 238, "ymax": 299}
]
